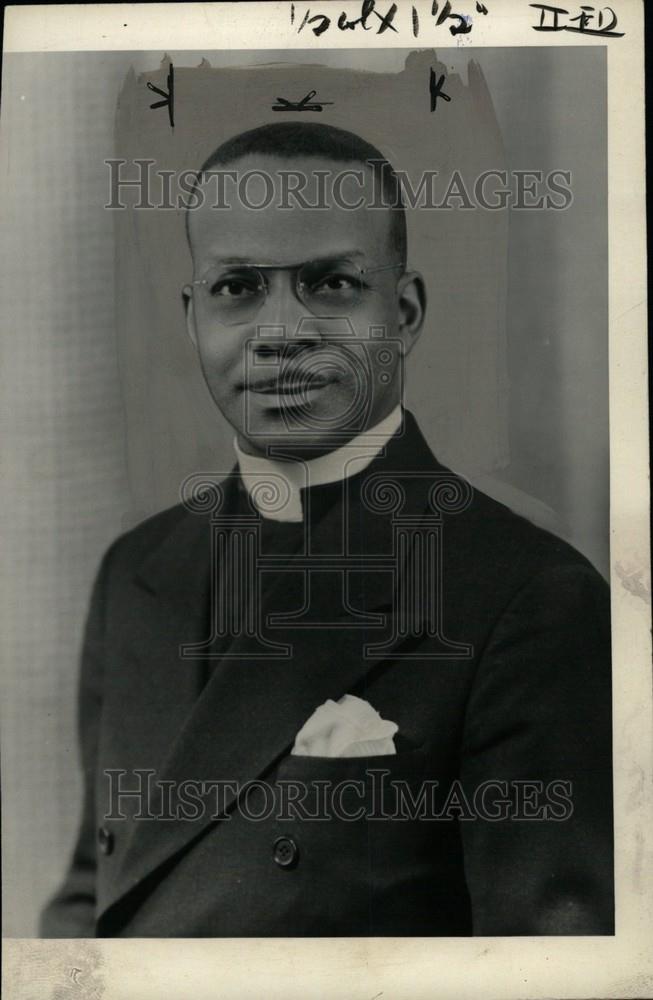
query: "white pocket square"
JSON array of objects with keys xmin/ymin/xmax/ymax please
[{"xmin": 291, "ymin": 694, "xmax": 398, "ymax": 758}]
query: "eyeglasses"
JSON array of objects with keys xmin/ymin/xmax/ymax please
[{"xmin": 189, "ymin": 257, "xmax": 404, "ymax": 326}]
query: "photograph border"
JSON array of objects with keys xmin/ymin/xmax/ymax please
[{"xmin": 2, "ymin": 2, "xmax": 650, "ymax": 998}]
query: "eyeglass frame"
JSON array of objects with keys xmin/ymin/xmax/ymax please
[{"xmin": 187, "ymin": 258, "xmax": 406, "ymax": 322}]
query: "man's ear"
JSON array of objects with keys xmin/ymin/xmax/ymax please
[
  {"xmin": 396, "ymin": 270, "xmax": 426, "ymax": 356},
  {"xmin": 182, "ymin": 284, "xmax": 198, "ymax": 350}
]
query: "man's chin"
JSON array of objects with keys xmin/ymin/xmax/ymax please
[
  {"xmin": 236, "ymin": 398, "xmax": 372, "ymax": 458},
  {"xmin": 236, "ymin": 416, "xmax": 368, "ymax": 459}
]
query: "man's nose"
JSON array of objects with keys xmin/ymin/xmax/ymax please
[{"xmin": 254, "ymin": 274, "xmax": 323, "ymax": 347}]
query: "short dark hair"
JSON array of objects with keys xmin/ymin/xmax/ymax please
[{"xmin": 187, "ymin": 121, "xmax": 407, "ymax": 265}]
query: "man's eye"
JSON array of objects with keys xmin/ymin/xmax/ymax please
[
  {"xmin": 211, "ymin": 278, "xmax": 259, "ymax": 298},
  {"xmin": 312, "ymin": 273, "xmax": 358, "ymax": 294}
]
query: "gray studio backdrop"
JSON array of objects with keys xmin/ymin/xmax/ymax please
[{"xmin": 1, "ymin": 47, "xmax": 607, "ymax": 936}]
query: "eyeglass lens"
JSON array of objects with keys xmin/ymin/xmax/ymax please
[{"xmin": 195, "ymin": 258, "xmax": 365, "ymax": 324}]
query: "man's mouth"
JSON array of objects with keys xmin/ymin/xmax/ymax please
[{"xmin": 246, "ymin": 374, "xmax": 335, "ymax": 395}]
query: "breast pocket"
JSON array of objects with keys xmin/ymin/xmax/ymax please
[{"xmin": 274, "ymin": 745, "xmax": 433, "ymax": 822}]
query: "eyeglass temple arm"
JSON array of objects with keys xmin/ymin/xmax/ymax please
[{"xmin": 360, "ymin": 263, "xmax": 405, "ymax": 276}]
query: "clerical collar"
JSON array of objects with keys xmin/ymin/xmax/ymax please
[{"xmin": 234, "ymin": 406, "xmax": 403, "ymax": 522}]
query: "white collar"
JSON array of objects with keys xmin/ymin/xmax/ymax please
[{"xmin": 234, "ymin": 405, "xmax": 402, "ymax": 522}]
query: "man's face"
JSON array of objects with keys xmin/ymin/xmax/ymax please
[{"xmin": 184, "ymin": 154, "xmax": 425, "ymax": 457}]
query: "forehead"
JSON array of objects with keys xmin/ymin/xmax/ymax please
[{"xmin": 187, "ymin": 153, "xmax": 394, "ymax": 266}]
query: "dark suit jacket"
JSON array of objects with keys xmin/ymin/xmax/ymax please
[{"xmin": 41, "ymin": 412, "xmax": 613, "ymax": 937}]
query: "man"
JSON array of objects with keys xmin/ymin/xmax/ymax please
[{"xmin": 41, "ymin": 122, "xmax": 613, "ymax": 937}]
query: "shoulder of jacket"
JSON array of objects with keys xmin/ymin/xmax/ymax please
[
  {"xmin": 452, "ymin": 481, "xmax": 607, "ymax": 590},
  {"xmin": 99, "ymin": 502, "xmax": 193, "ymax": 577}
]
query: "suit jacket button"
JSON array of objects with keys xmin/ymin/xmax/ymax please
[
  {"xmin": 98, "ymin": 826, "xmax": 114, "ymax": 856},
  {"xmin": 273, "ymin": 836, "xmax": 299, "ymax": 869}
]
